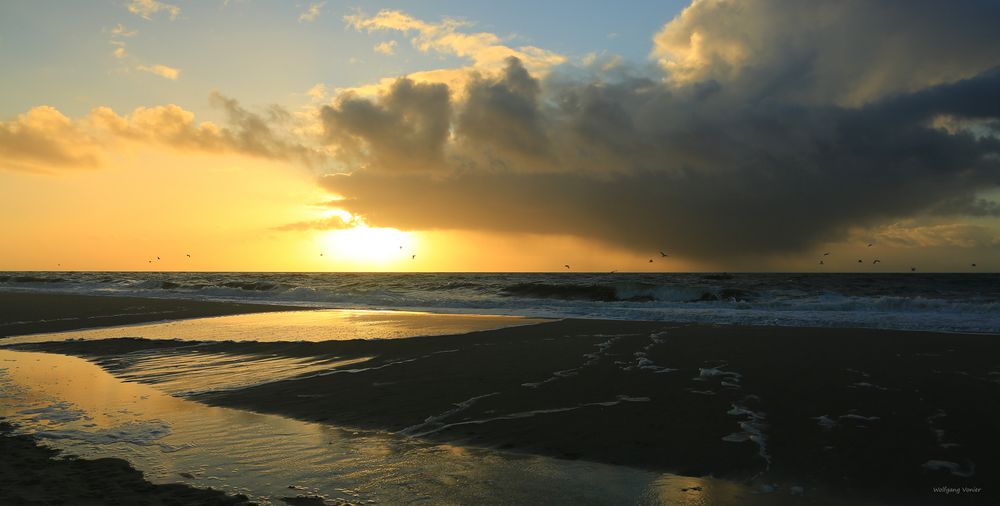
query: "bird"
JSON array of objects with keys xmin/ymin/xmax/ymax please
[
  {"xmin": 971, "ymin": 263, "xmax": 977, "ymax": 267},
  {"xmin": 659, "ymin": 251, "xmax": 669, "ymax": 257},
  {"xmin": 610, "ymin": 270, "xmax": 617, "ymax": 273},
  {"xmin": 858, "ymin": 259, "xmax": 863, "ymax": 263},
  {"xmin": 911, "ymin": 267, "xmax": 916, "ymax": 272},
  {"xmin": 186, "ymin": 254, "xmax": 191, "ymax": 258},
  {"xmin": 867, "ymin": 243, "xmax": 873, "ymax": 247},
  {"xmin": 649, "ymin": 259, "xmax": 654, "ymax": 263},
  {"xmin": 819, "ymin": 260, "xmax": 824, "ymax": 265},
  {"xmin": 564, "ymin": 264, "xmax": 570, "ymax": 269},
  {"xmin": 320, "ymin": 253, "xmax": 324, "ymax": 257},
  {"xmin": 399, "ymin": 245, "xmax": 402, "ymax": 250},
  {"xmin": 156, "ymin": 256, "xmax": 160, "ymax": 260},
  {"xmin": 873, "ymin": 259, "xmax": 881, "ymax": 264},
  {"xmin": 823, "ymin": 252, "xmax": 830, "ymax": 256},
  {"xmin": 412, "ymin": 254, "xmax": 416, "ymax": 260}
]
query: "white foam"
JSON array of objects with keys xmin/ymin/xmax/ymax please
[
  {"xmin": 813, "ymin": 415, "xmax": 837, "ymax": 430},
  {"xmin": 922, "ymin": 460, "xmax": 976, "ymax": 477}
]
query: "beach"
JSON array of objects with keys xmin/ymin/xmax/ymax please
[{"xmin": 1, "ymin": 291, "xmax": 996, "ymax": 504}]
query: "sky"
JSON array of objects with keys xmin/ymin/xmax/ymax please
[{"xmin": 1, "ymin": 0, "xmax": 999, "ymax": 272}]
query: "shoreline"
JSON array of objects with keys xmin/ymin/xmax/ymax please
[
  {"xmin": 2, "ymin": 292, "xmax": 997, "ymax": 504},
  {"xmin": 0, "ymin": 291, "xmax": 307, "ymax": 338}
]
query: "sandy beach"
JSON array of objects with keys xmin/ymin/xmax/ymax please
[
  {"xmin": 1, "ymin": 292, "xmax": 996, "ymax": 504},
  {"xmin": 0, "ymin": 292, "xmax": 302, "ymax": 337}
]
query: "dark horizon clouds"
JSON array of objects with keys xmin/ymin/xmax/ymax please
[{"xmin": 318, "ymin": 0, "xmax": 1000, "ymax": 261}]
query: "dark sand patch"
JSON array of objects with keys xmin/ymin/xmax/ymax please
[
  {"xmin": 0, "ymin": 420, "xmax": 253, "ymax": 505},
  {"xmin": 0, "ymin": 292, "xmax": 302, "ymax": 337}
]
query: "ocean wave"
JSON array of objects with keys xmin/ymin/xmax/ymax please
[
  {"xmin": 2, "ymin": 272, "xmax": 999, "ymax": 333},
  {"xmin": 501, "ymin": 281, "xmax": 754, "ymax": 303}
]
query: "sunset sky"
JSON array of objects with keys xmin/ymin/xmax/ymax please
[{"xmin": 2, "ymin": 0, "xmax": 998, "ymax": 272}]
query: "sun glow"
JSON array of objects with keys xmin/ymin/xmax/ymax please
[{"xmin": 322, "ymin": 225, "xmax": 418, "ymax": 267}]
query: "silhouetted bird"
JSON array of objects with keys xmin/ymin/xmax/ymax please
[
  {"xmin": 911, "ymin": 267, "xmax": 916, "ymax": 272},
  {"xmin": 660, "ymin": 251, "xmax": 669, "ymax": 257},
  {"xmin": 649, "ymin": 259, "xmax": 654, "ymax": 263},
  {"xmin": 873, "ymin": 259, "xmax": 881, "ymax": 264},
  {"xmin": 971, "ymin": 263, "xmax": 977, "ymax": 267},
  {"xmin": 186, "ymin": 254, "xmax": 191, "ymax": 258},
  {"xmin": 156, "ymin": 256, "xmax": 160, "ymax": 260},
  {"xmin": 867, "ymin": 243, "xmax": 873, "ymax": 247},
  {"xmin": 564, "ymin": 264, "xmax": 570, "ymax": 269},
  {"xmin": 858, "ymin": 259, "xmax": 863, "ymax": 263},
  {"xmin": 412, "ymin": 255, "xmax": 416, "ymax": 260},
  {"xmin": 819, "ymin": 260, "xmax": 824, "ymax": 265},
  {"xmin": 320, "ymin": 253, "xmax": 323, "ymax": 256},
  {"xmin": 823, "ymin": 252, "xmax": 830, "ymax": 256}
]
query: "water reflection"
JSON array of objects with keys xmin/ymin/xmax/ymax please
[
  {"xmin": 0, "ymin": 349, "xmax": 677, "ymax": 504},
  {"xmin": 5, "ymin": 309, "xmax": 550, "ymax": 345},
  {"xmin": 0, "ymin": 349, "xmax": 838, "ymax": 505}
]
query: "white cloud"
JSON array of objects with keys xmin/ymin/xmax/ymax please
[
  {"xmin": 127, "ymin": 0, "xmax": 180, "ymax": 21},
  {"xmin": 299, "ymin": 2, "xmax": 325, "ymax": 23},
  {"xmin": 138, "ymin": 64, "xmax": 181, "ymax": 80},
  {"xmin": 374, "ymin": 40, "xmax": 397, "ymax": 55},
  {"xmin": 344, "ymin": 10, "xmax": 565, "ymax": 72},
  {"xmin": 306, "ymin": 83, "xmax": 327, "ymax": 100},
  {"xmin": 110, "ymin": 23, "xmax": 138, "ymax": 37}
]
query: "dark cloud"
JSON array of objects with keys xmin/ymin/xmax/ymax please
[
  {"xmin": 317, "ymin": 1, "xmax": 1000, "ymax": 261},
  {"xmin": 321, "ymin": 79, "xmax": 450, "ymax": 172},
  {"xmin": 208, "ymin": 92, "xmax": 328, "ymax": 167}
]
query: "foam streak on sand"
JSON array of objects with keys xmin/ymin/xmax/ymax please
[{"xmin": 404, "ymin": 395, "xmax": 652, "ymax": 439}]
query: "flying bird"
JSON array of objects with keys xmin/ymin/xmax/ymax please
[
  {"xmin": 819, "ymin": 260, "xmax": 824, "ymax": 265},
  {"xmin": 156, "ymin": 256, "xmax": 160, "ymax": 260},
  {"xmin": 858, "ymin": 259, "xmax": 863, "ymax": 263},
  {"xmin": 186, "ymin": 254, "xmax": 191, "ymax": 258},
  {"xmin": 911, "ymin": 267, "xmax": 916, "ymax": 272},
  {"xmin": 649, "ymin": 259, "xmax": 654, "ymax": 263},
  {"xmin": 823, "ymin": 252, "xmax": 830, "ymax": 256},
  {"xmin": 971, "ymin": 263, "xmax": 977, "ymax": 267},
  {"xmin": 564, "ymin": 264, "xmax": 570, "ymax": 269},
  {"xmin": 660, "ymin": 251, "xmax": 669, "ymax": 257},
  {"xmin": 867, "ymin": 243, "xmax": 873, "ymax": 247},
  {"xmin": 320, "ymin": 253, "xmax": 323, "ymax": 256},
  {"xmin": 873, "ymin": 259, "xmax": 881, "ymax": 264},
  {"xmin": 412, "ymin": 254, "xmax": 416, "ymax": 260}
]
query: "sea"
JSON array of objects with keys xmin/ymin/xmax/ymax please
[{"xmin": 2, "ymin": 271, "xmax": 998, "ymax": 334}]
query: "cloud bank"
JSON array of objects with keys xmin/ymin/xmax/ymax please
[{"xmin": 318, "ymin": 0, "xmax": 1000, "ymax": 261}]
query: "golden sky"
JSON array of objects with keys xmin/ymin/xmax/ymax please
[{"xmin": 1, "ymin": 1, "xmax": 998, "ymax": 272}]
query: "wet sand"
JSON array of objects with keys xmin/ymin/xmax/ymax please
[
  {"xmin": 0, "ymin": 419, "xmax": 254, "ymax": 505},
  {"xmin": 0, "ymin": 292, "xmax": 300, "ymax": 505},
  {"xmin": 3, "ymin": 293, "xmax": 998, "ymax": 504},
  {"xmin": 0, "ymin": 292, "xmax": 302, "ymax": 337}
]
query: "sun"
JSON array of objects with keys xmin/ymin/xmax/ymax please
[{"xmin": 322, "ymin": 225, "xmax": 418, "ymax": 267}]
